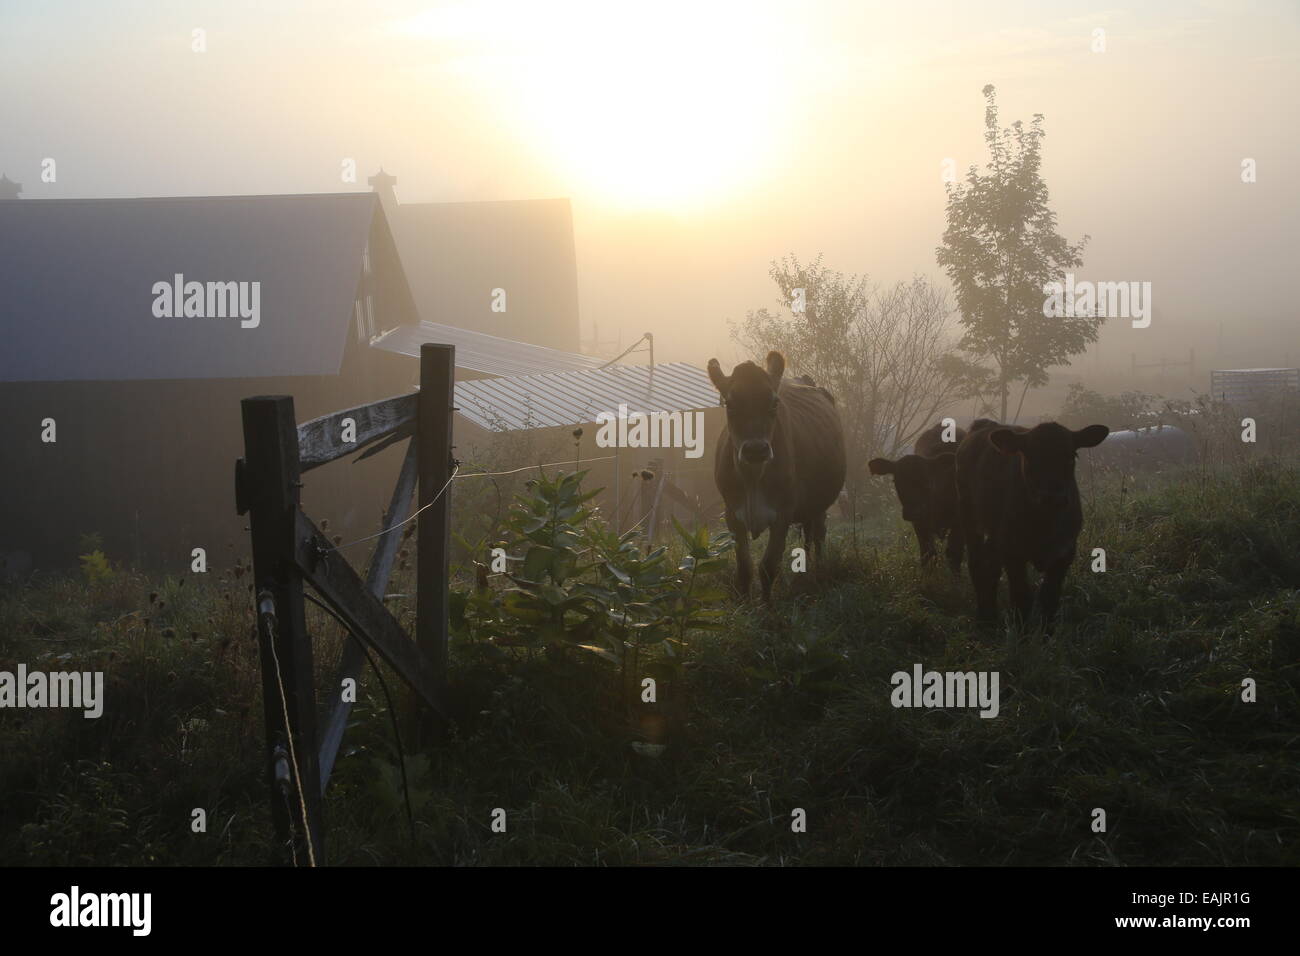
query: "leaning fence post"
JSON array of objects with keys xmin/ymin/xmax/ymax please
[
  {"xmin": 417, "ymin": 345, "xmax": 455, "ymax": 704},
  {"xmin": 239, "ymin": 395, "xmax": 324, "ymax": 865}
]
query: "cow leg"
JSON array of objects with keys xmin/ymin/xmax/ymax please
[
  {"xmin": 944, "ymin": 524, "xmax": 965, "ymax": 575},
  {"xmin": 1005, "ymin": 556, "xmax": 1033, "ymax": 628},
  {"xmin": 958, "ymin": 490, "xmax": 996, "ymax": 625},
  {"xmin": 914, "ymin": 523, "xmax": 937, "ymax": 566},
  {"xmin": 1035, "ymin": 554, "xmax": 1073, "ymax": 637},
  {"xmin": 810, "ymin": 511, "xmax": 828, "ymax": 574},
  {"xmin": 726, "ymin": 511, "xmax": 752, "ymax": 599},
  {"xmin": 968, "ymin": 534, "xmax": 1000, "ymax": 626},
  {"xmin": 759, "ymin": 520, "xmax": 791, "ymax": 604}
]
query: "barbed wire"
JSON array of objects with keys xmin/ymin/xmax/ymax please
[
  {"xmin": 323, "ymin": 465, "xmax": 460, "ymax": 552},
  {"xmin": 323, "ymin": 452, "xmax": 700, "ymax": 554},
  {"xmin": 453, "ymin": 454, "xmax": 617, "ymax": 479}
]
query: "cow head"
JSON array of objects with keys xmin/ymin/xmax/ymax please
[
  {"xmin": 990, "ymin": 423, "xmax": 1109, "ymax": 509},
  {"xmin": 708, "ymin": 351, "xmax": 786, "ymax": 476},
  {"xmin": 869, "ymin": 453, "xmax": 955, "ymax": 524}
]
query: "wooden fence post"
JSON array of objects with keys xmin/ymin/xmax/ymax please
[
  {"xmin": 239, "ymin": 395, "xmax": 324, "ymax": 865},
  {"xmin": 417, "ymin": 345, "xmax": 455, "ymax": 707}
]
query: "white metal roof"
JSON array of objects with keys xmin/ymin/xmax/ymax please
[
  {"xmin": 371, "ymin": 320, "xmax": 603, "ymax": 377},
  {"xmin": 453, "ymin": 361, "xmax": 720, "ymax": 431}
]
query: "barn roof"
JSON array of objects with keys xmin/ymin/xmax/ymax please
[
  {"xmin": 0, "ymin": 193, "xmax": 388, "ymax": 382},
  {"xmin": 371, "ymin": 319, "xmax": 602, "ymax": 377},
  {"xmin": 453, "ymin": 361, "xmax": 720, "ymax": 431},
  {"xmin": 386, "ymin": 197, "xmax": 581, "ymax": 353}
]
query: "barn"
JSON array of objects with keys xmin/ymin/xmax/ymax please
[
  {"xmin": 0, "ymin": 188, "xmax": 588, "ymax": 571},
  {"xmin": 0, "ymin": 184, "xmax": 721, "ymax": 575}
]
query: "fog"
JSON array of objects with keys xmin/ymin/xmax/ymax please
[{"xmin": 5, "ymin": 0, "xmax": 1297, "ymax": 415}]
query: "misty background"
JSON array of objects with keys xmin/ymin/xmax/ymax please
[{"xmin": 3, "ymin": 0, "xmax": 1297, "ymax": 417}]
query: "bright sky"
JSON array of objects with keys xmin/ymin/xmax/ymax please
[{"xmin": 3, "ymin": 0, "xmax": 1298, "ymax": 396}]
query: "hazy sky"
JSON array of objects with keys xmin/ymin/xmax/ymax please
[{"xmin": 4, "ymin": 0, "xmax": 1297, "ymax": 390}]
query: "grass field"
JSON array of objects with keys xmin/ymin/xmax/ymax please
[{"xmin": 2, "ymin": 457, "xmax": 1297, "ymax": 866}]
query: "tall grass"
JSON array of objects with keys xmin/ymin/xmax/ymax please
[{"xmin": 1, "ymin": 458, "xmax": 1296, "ymax": 865}]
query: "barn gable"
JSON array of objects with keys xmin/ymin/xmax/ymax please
[{"xmin": 371, "ymin": 183, "xmax": 581, "ymax": 353}]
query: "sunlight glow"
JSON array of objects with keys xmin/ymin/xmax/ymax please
[{"xmin": 389, "ymin": 1, "xmax": 801, "ymax": 210}]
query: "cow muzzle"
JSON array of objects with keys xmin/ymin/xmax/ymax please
[{"xmin": 739, "ymin": 439, "xmax": 773, "ymax": 466}]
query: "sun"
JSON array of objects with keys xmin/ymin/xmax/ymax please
[{"xmin": 393, "ymin": 1, "xmax": 799, "ymax": 210}]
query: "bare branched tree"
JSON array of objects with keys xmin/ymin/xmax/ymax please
[{"xmin": 732, "ymin": 255, "xmax": 978, "ymax": 494}]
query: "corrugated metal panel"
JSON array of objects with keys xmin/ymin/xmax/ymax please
[
  {"xmin": 1210, "ymin": 368, "xmax": 1300, "ymax": 405},
  {"xmin": 370, "ymin": 320, "xmax": 602, "ymax": 377},
  {"xmin": 0, "ymin": 193, "xmax": 380, "ymax": 382},
  {"xmin": 454, "ymin": 361, "xmax": 720, "ymax": 431}
]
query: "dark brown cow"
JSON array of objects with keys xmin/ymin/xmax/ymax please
[
  {"xmin": 707, "ymin": 352, "xmax": 846, "ymax": 602},
  {"xmin": 868, "ymin": 421, "xmax": 968, "ymax": 571},
  {"xmin": 956, "ymin": 421, "xmax": 1109, "ymax": 631}
]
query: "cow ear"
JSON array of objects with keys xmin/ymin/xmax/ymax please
[
  {"xmin": 868, "ymin": 458, "xmax": 893, "ymax": 475},
  {"xmin": 928, "ymin": 452, "xmax": 956, "ymax": 474},
  {"xmin": 989, "ymin": 428, "xmax": 1026, "ymax": 455},
  {"xmin": 707, "ymin": 358, "xmax": 729, "ymax": 395},
  {"xmin": 765, "ymin": 351, "xmax": 786, "ymax": 389},
  {"xmin": 1073, "ymin": 424, "xmax": 1110, "ymax": 449}
]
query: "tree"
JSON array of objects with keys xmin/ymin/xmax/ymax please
[
  {"xmin": 732, "ymin": 255, "xmax": 975, "ymax": 493},
  {"xmin": 937, "ymin": 84, "xmax": 1100, "ymax": 422}
]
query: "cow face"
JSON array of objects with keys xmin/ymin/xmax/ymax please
[
  {"xmin": 708, "ymin": 352, "xmax": 786, "ymax": 477},
  {"xmin": 869, "ymin": 453, "xmax": 955, "ymax": 524},
  {"xmin": 990, "ymin": 423, "xmax": 1109, "ymax": 509}
]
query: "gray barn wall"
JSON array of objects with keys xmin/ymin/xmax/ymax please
[{"xmin": 0, "ymin": 340, "xmax": 414, "ymax": 572}]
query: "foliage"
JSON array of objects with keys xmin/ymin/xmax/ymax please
[
  {"xmin": 447, "ymin": 424, "xmax": 572, "ymax": 569},
  {"xmin": 1057, "ymin": 383, "xmax": 1161, "ymax": 431},
  {"xmin": 77, "ymin": 533, "xmax": 114, "ymax": 585},
  {"xmin": 733, "ymin": 255, "xmax": 977, "ymax": 487},
  {"xmin": 5, "ymin": 460, "xmax": 1299, "ymax": 866},
  {"xmin": 937, "ymin": 84, "xmax": 1097, "ymax": 421},
  {"xmin": 457, "ymin": 469, "xmax": 733, "ymax": 696}
]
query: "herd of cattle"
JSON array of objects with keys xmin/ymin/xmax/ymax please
[{"xmin": 707, "ymin": 351, "xmax": 1110, "ymax": 632}]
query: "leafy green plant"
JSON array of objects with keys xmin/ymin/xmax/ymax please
[
  {"xmin": 77, "ymin": 533, "xmax": 114, "ymax": 585},
  {"xmin": 463, "ymin": 469, "xmax": 607, "ymax": 652},
  {"xmin": 459, "ymin": 470, "xmax": 733, "ymax": 721}
]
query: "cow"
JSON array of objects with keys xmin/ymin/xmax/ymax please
[
  {"xmin": 956, "ymin": 421, "xmax": 1109, "ymax": 632},
  {"xmin": 868, "ymin": 421, "xmax": 968, "ymax": 572},
  {"xmin": 706, "ymin": 351, "xmax": 847, "ymax": 602}
]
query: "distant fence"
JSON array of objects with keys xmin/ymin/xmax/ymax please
[{"xmin": 1210, "ymin": 368, "xmax": 1300, "ymax": 407}]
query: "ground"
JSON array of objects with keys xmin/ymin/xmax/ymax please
[{"xmin": 1, "ymin": 458, "xmax": 1297, "ymax": 865}]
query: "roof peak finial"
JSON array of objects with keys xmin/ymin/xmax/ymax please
[{"xmin": 367, "ymin": 168, "xmax": 397, "ymax": 208}]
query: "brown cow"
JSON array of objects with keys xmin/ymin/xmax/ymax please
[
  {"xmin": 956, "ymin": 421, "xmax": 1109, "ymax": 631},
  {"xmin": 868, "ymin": 421, "xmax": 968, "ymax": 571},
  {"xmin": 707, "ymin": 352, "xmax": 846, "ymax": 602}
]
